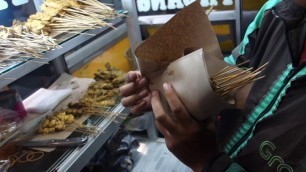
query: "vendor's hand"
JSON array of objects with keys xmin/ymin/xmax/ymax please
[
  {"xmin": 151, "ymin": 83, "xmax": 219, "ymax": 172},
  {"xmin": 119, "ymin": 71, "xmax": 151, "ymax": 115}
]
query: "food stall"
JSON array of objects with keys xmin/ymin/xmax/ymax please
[
  {"xmin": 0, "ymin": 0, "xmax": 131, "ymax": 171},
  {"xmin": 0, "ymin": 0, "xmax": 263, "ymax": 171}
]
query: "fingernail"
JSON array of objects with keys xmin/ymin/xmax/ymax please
[
  {"xmin": 139, "ymin": 89, "xmax": 149, "ymax": 97},
  {"xmin": 163, "ymin": 83, "xmax": 169, "ymax": 90},
  {"xmin": 129, "ymin": 73, "xmax": 136, "ymax": 80},
  {"xmin": 151, "ymin": 90, "xmax": 158, "ymax": 96},
  {"xmin": 138, "ymin": 77, "xmax": 146, "ymax": 85},
  {"xmin": 139, "ymin": 100, "xmax": 147, "ymax": 107}
]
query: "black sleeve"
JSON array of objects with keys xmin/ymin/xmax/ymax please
[
  {"xmin": 203, "ymin": 152, "xmax": 247, "ymax": 172},
  {"xmin": 202, "ymin": 152, "xmax": 233, "ymax": 172}
]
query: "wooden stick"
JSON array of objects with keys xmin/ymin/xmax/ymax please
[
  {"xmin": 213, "ymin": 62, "xmax": 267, "ymax": 97},
  {"xmin": 0, "ymin": 77, "xmax": 16, "ymax": 80},
  {"xmin": 29, "ymin": 61, "xmax": 49, "ymax": 64},
  {"xmin": 219, "ymin": 76, "xmax": 265, "ymax": 96},
  {"xmin": 206, "ymin": 6, "xmax": 214, "ymax": 15},
  {"xmin": 211, "ymin": 66, "xmax": 240, "ymax": 80},
  {"xmin": 211, "ymin": 67, "xmax": 253, "ymax": 84}
]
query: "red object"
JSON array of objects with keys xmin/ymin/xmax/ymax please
[
  {"xmin": 14, "ymin": 101, "xmax": 27, "ymax": 119},
  {"xmin": 0, "ymin": 89, "xmax": 27, "ymax": 119}
]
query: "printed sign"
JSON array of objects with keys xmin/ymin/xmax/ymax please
[{"xmin": 136, "ymin": 0, "xmax": 234, "ymax": 16}]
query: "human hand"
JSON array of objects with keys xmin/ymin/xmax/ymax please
[
  {"xmin": 151, "ymin": 83, "xmax": 219, "ymax": 172},
  {"xmin": 119, "ymin": 71, "xmax": 151, "ymax": 115}
]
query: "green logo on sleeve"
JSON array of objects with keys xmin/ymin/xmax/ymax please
[{"xmin": 259, "ymin": 141, "xmax": 293, "ymax": 172}]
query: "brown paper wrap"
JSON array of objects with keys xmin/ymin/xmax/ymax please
[
  {"xmin": 135, "ymin": 1, "xmax": 223, "ymax": 75},
  {"xmin": 134, "ymin": 1, "xmax": 239, "ymax": 121},
  {"xmin": 149, "ymin": 49, "xmax": 232, "ymax": 121}
]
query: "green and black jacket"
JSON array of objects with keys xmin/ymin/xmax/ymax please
[{"xmin": 204, "ymin": 0, "xmax": 306, "ymax": 171}]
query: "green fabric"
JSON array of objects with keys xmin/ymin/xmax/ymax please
[
  {"xmin": 229, "ymin": 66, "xmax": 306, "ymax": 158},
  {"xmin": 224, "ymin": 54, "xmax": 236, "ymax": 65},
  {"xmin": 225, "ymin": 163, "xmax": 246, "ymax": 172},
  {"xmin": 224, "ymin": 64, "xmax": 293, "ymax": 154},
  {"xmin": 223, "ymin": 0, "xmax": 282, "ymax": 65},
  {"xmin": 225, "ymin": 65, "xmax": 306, "ymax": 158}
]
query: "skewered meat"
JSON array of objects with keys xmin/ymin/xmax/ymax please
[{"xmin": 38, "ymin": 117, "xmax": 66, "ymax": 134}]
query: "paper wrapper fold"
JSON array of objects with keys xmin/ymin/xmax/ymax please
[
  {"xmin": 148, "ymin": 49, "xmax": 232, "ymax": 121},
  {"xmin": 135, "ymin": 1, "xmax": 223, "ymax": 76},
  {"xmin": 134, "ymin": 1, "xmax": 237, "ymax": 121}
]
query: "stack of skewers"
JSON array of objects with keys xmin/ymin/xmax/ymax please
[
  {"xmin": 37, "ymin": 63, "xmax": 126, "ymax": 135},
  {"xmin": 27, "ymin": 0, "xmax": 123, "ymax": 35},
  {"xmin": 0, "ymin": 0, "xmax": 124, "ymax": 71},
  {"xmin": 0, "ymin": 21, "xmax": 58, "ymax": 64},
  {"xmin": 211, "ymin": 61, "xmax": 268, "ymax": 99}
]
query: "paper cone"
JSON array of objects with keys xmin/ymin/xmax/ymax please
[
  {"xmin": 148, "ymin": 49, "xmax": 232, "ymax": 121},
  {"xmin": 133, "ymin": 1, "xmax": 258, "ymax": 121}
]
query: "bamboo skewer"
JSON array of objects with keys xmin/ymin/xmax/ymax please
[
  {"xmin": 0, "ymin": 26, "xmax": 58, "ymax": 60},
  {"xmin": 80, "ymin": 110, "xmax": 126, "ymax": 119},
  {"xmin": 28, "ymin": 61, "xmax": 49, "ymax": 64},
  {"xmin": 212, "ymin": 67, "xmax": 254, "ymax": 84},
  {"xmin": 211, "ymin": 60, "xmax": 250, "ymax": 79},
  {"xmin": 0, "ymin": 0, "xmax": 122, "ymax": 68},
  {"xmin": 211, "ymin": 62, "xmax": 268, "ymax": 98},
  {"xmin": 215, "ymin": 70, "xmax": 257, "ymax": 89},
  {"xmin": 88, "ymin": 111, "xmax": 126, "ymax": 119},
  {"xmin": 206, "ymin": 6, "xmax": 214, "ymax": 15},
  {"xmin": 0, "ymin": 77, "xmax": 16, "ymax": 80},
  {"xmin": 66, "ymin": 126, "xmax": 99, "ymax": 135},
  {"xmin": 72, "ymin": 121, "xmax": 100, "ymax": 135},
  {"xmin": 42, "ymin": 0, "xmax": 120, "ymax": 35}
]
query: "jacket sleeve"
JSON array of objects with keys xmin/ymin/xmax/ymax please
[
  {"xmin": 223, "ymin": 0, "xmax": 282, "ymax": 66},
  {"xmin": 203, "ymin": 152, "xmax": 246, "ymax": 172}
]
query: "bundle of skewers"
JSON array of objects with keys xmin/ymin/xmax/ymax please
[
  {"xmin": 37, "ymin": 64, "xmax": 126, "ymax": 135},
  {"xmin": 210, "ymin": 61, "xmax": 268, "ymax": 99},
  {"xmin": 38, "ymin": 113, "xmax": 100, "ymax": 135},
  {"xmin": 80, "ymin": 63, "xmax": 125, "ymax": 106},
  {"xmin": 0, "ymin": 21, "xmax": 59, "ymax": 63},
  {"xmin": 66, "ymin": 102, "xmax": 125, "ymax": 118},
  {"xmin": 27, "ymin": 0, "xmax": 124, "ymax": 36},
  {"xmin": 0, "ymin": 0, "xmax": 123, "ymax": 70},
  {"xmin": 38, "ymin": 103, "xmax": 125, "ymax": 135},
  {"xmin": 67, "ymin": 121, "xmax": 99, "ymax": 135}
]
